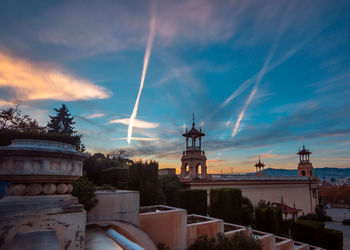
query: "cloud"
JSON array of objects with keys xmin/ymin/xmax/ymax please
[
  {"xmin": 109, "ymin": 118, "xmax": 159, "ymax": 129},
  {"xmin": 86, "ymin": 113, "xmax": 106, "ymax": 119},
  {"xmin": 111, "ymin": 137, "xmax": 159, "ymax": 141},
  {"xmin": 0, "ymin": 51, "xmax": 111, "ymax": 102}
]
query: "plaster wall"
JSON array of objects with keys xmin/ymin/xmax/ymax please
[
  {"xmin": 186, "ymin": 215, "xmax": 224, "ymax": 247},
  {"xmin": 139, "ymin": 206, "xmax": 187, "ymax": 250},
  {"xmin": 87, "ymin": 190, "xmax": 139, "ymax": 226},
  {"xmin": 190, "ymin": 182, "xmax": 318, "ymax": 215}
]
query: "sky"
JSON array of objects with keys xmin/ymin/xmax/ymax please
[{"xmin": 0, "ymin": 0, "xmax": 350, "ymax": 173}]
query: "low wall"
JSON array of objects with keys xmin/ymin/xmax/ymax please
[
  {"xmin": 87, "ymin": 190, "xmax": 139, "ymax": 226},
  {"xmin": 139, "ymin": 205, "xmax": 187, "ymax": 250},
  {"xmin": 186, "ymin": 214, "xmax": 224, "ymax": 247},
  {"xmin": 275, "ymin": 236, "xmax": 293, "ymax": 250},
  {"xmin": 223, "ymin": 223, "xmax": 247, "ymax": 238},
  {"xmin": 251, "ymin": 229, "xmax": 275, "ymax": 250}
]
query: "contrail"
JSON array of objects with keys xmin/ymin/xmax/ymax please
[{"xmin": 127, "ymin": 6, "xmax": 156, "ymax": 144}]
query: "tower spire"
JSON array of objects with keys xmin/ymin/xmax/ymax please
[{"xmin": 192, "ymin": 112, "xmax": 195, "ymax": 128}]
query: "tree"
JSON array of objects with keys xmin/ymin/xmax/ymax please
[
  {"xmin": 71, "ymin": 173, "xmax": 98, "ymax": 211},
  {"xmin": 0, "ymin": 101, "xmax": 45, "ymax": 132},
  {"xmin": 47, "ymin": 104, "xmax": 76, "ymax": 135},
  {"xmin": 157, "ymin": 175, "xmax": 182, "ymax": 207}
]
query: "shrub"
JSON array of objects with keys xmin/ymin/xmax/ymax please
[
  {"xmin": 323, "ymin": 228, "xmax": 343, "ymax": 250},
  {"xmin": 188, "ymin": 233, "xmax": 262, "ymax": 250},
  {"xmin": 179, "ymin": 189, "xmax": 207, "ymax": 215},
  {"xmin": 343, "ymin": 219, "xmax": 350, "ymax": 225},
  {"xmin": 157, "ymin": 242, "xmax": 170, "ymax": 250},
  {"xmin": 254, "ymin": 207, "xmax": 282, "ymax": 235},
  {"xmin": 241, "ymin": 197, "xmax": 254, "ymax": 226},
  {"xmin": 210, "ymin": 188, "xmax": 243, "ymax": 224},
  {"xmin": 71, "ymin": 174, "xmax": 98, "ymax": 211},
  {"xmin": 291, "ymin": 220, "xmax": 325, "ymax": 247},
  {"xmin": 157, "ymin": 175, "xmax": 182, "ymax": 207}
]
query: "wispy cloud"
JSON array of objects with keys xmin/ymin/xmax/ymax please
[
  {"xmin": 86, "ymin": 113, "xmax": 106, "ymax": 119},
  {"xmin": 0, "ymin": 51, "xmax": 111, "ymax": 102},
  {"xmin": 109, "ymin": 118, "xmax": 159, "ymax": 129},
  {"xmin": 111, "ymin": 137, "xmax": 159, "ymax": 141}
]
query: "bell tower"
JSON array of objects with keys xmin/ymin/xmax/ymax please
[
  {"xmin": 255, "ymin": 156, "xmax": 265, "ymax": 176},
  {"xmin": 297, "ymin": 145, "xmax": 314, "ymax": 178},
  {"xmin": 180, "ymin": 114, "xmax": 210, "ymax": 181}
]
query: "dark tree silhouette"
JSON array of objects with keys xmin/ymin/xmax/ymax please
[{"xmin": 47, "ymin": 104, "xmax": 76, "ymax": 135}]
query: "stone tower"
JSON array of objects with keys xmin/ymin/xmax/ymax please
[
  {"xmin": 180, "ymin": 114, "xmax": 210, "ymax": 181},
  {"xmin": 297, "ymin": 145, "xmax": 314, "ymax": 178},
  {"xmin": 255, "ymin": 156, "xmax": 265, "ymax": 176}
]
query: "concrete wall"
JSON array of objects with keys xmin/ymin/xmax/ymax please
[
  {"xmin": 87, "ymin": 190, "xmax": 139, "ymax": 226},
  {"xmin": 251, "ymin": 230, "xmax": 275, "ymax": 250},
  {"xmin": 186, "ymin": 214, "xmax": 224, "ymax": 248},
  {"xmin": 0, "ymin": 195, "xmax": 86, "ymax": 250},
  {"xmin": 139, "ymin": 205, "xmax": 187, "ymax": 250}
]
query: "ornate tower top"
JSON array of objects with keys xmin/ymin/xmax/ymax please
[
  {"xmin": 255, "ymin": 156, "xmax": 265, "ymax": 175},
  {"xmin": 180, "ymin": 114, "xmax": 210, "ymax": 181},
  {"xmin": 297, "ymin": 145, "xmax": 314, "ymax": 178}
]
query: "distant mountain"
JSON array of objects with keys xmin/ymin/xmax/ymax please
[{"xmin": 261, "ymin": 167, "xmax": 350, "ymax": 178}]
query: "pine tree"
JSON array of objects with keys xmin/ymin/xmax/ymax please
[{"xmin": 47, "ymin": 104, "xmax": 76, "ymax": 135}]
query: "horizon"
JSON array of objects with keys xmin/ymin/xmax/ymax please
[{"xmin": 1, "ymin": 0, "xmax": 350, "ymax": 173}]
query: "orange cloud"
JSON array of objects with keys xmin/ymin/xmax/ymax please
[{"xmin": 0, "ymin": 51, "xmax": 110, "ymax": 101}]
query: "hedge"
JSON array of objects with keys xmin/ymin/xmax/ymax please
[
  {"xmin": 342, "ymin": 219, "xmax": 350, "ymax": 225},
  {"xmin": 255, "ymin": 207, "xmax": 282, "ymax": 234},
  {"xmin": 179, "ymin": 189, "xmax": 207, "ymax": 215},
  {"xmin": 0, "ymin": 128, "xmax": 81, "ymax": 146},
  {"xmin": 323, "ymin": 228, "xmax": 343, "ymax": 250},
  {"xmin": 210, "ymin": 188, "xmax": 243, "ymax": 224},
  {"xmin": 291, "ymin": 220, "xmax": 325, "ymax": 247}
]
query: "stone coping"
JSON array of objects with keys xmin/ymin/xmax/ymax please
[
  {"xmin": 139, "ymin": 204, "xmax": 184, "ymax": 214},
  {"xmin": 187, "ymin": 214, "xmax": 223, "ymax": 225},
  {"xmin": 0, "ymin": 139, "xmax": 88, "ymax": 159}
]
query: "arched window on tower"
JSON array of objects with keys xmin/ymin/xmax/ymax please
[
  {"xmin": 185, "ymin": 164, "xmax": 190, "ymax": 178},
  {"xmin": 196, "ymin": 163, "xmax": 202, "ymax": 178},
  {"xmin": 301, "ymin": 170, "xmax": 306, "ymax": 176}
]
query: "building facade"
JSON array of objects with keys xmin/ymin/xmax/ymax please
[{"xmin": 179, "ymin": 117, "xmax": 319, "ymax": 215}]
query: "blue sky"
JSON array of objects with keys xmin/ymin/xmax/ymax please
[{"xmin": 1, "ymin": 0, "xmax": 350, "ymax": 173}]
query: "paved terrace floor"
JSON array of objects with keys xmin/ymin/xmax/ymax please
[{"xmin": 326, "ymin": 208, "xmax": 350, "ymax": 250}]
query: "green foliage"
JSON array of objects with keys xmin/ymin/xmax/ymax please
[
  {"xmin": 241, "ymin": 197, "xmax": 254, "ymax": 226},
  {"xmin": 280, "ymin": 219, "xmax": 293, "ymax": 237},
  {"xmin": 83, "ymin": 153, "xmax": 130, "ymax": 189},
  {"xmin": 323, "ymin": 228, "xmax": 343, "ymax": 250},
  {"xmin": 71, "ymin": 174, "xmax": 98, "ymax": 211},
  {"xmin": 157, "ymin": 242, "xmax": 170, "ymax": 250},
  {"xmin": 0, "ymin": 128, "xmax": 82, "ymax": 146},
  {"xmin": 128, "ymin": 160, "xmax": 158, "ymax": 206},
  {"xmin": 210, "ymin": 188, "xmax": 243, "ymax": 224},
  {"xmin": 299, "ymin": 205, "xmax": 332, "ymax": 222},
  {"xmin": 47, "ymin": 104, "xmax": 76, "ymax": 135},
  {"xmin": 157, "ymin": 175, "xmax": 182, "ymax": 206},
  {"xmin": 0, "ymin": 101, "xmax": 45, "ymax": 133},
  {"xmin": 291, "ymin": 220, "xmax": 325, "ymax": 247},
  {"xmin": 47, "ymin": 104, "xmax": 85, "ymax": 151},
  {"xmin": 188, "ymin": 233, "xmax": 262, "ymax": 250},
  {"xmin": 188, "ymin": 235, "xmax": 216, "ymax": 250},
  {"xmin": 179, "ymin": 189, "xmax": 207, "ymax": 215},
  {"xmin": 342, "ymin": 219, "xmax": 350, "ymax": 225},
  {"xmin": 255, "ymin": 207, "xmax": 283, "ymax": 235}
]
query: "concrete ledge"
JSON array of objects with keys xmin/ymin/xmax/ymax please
[
  {"xmin": 186, "ymin": 214, "xmax": 224, "ymax": 247},
  {"xmin": 251, "ymin": 229, "xmax": 275, "ymax": 250},
  {"xmin": 275, "ymin": 236, "xmax": 293, "ymax": 250},
  {"xmin": 87, "ymin": 190, "xmax": 139, "ymax": 226},
  {"xmin": 140, "ymin": 205, "xmax": 187, "ymax": 250},
  {"xmin": 223, "ymin": 223, "xmax": 247, "ymax": 238}
]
